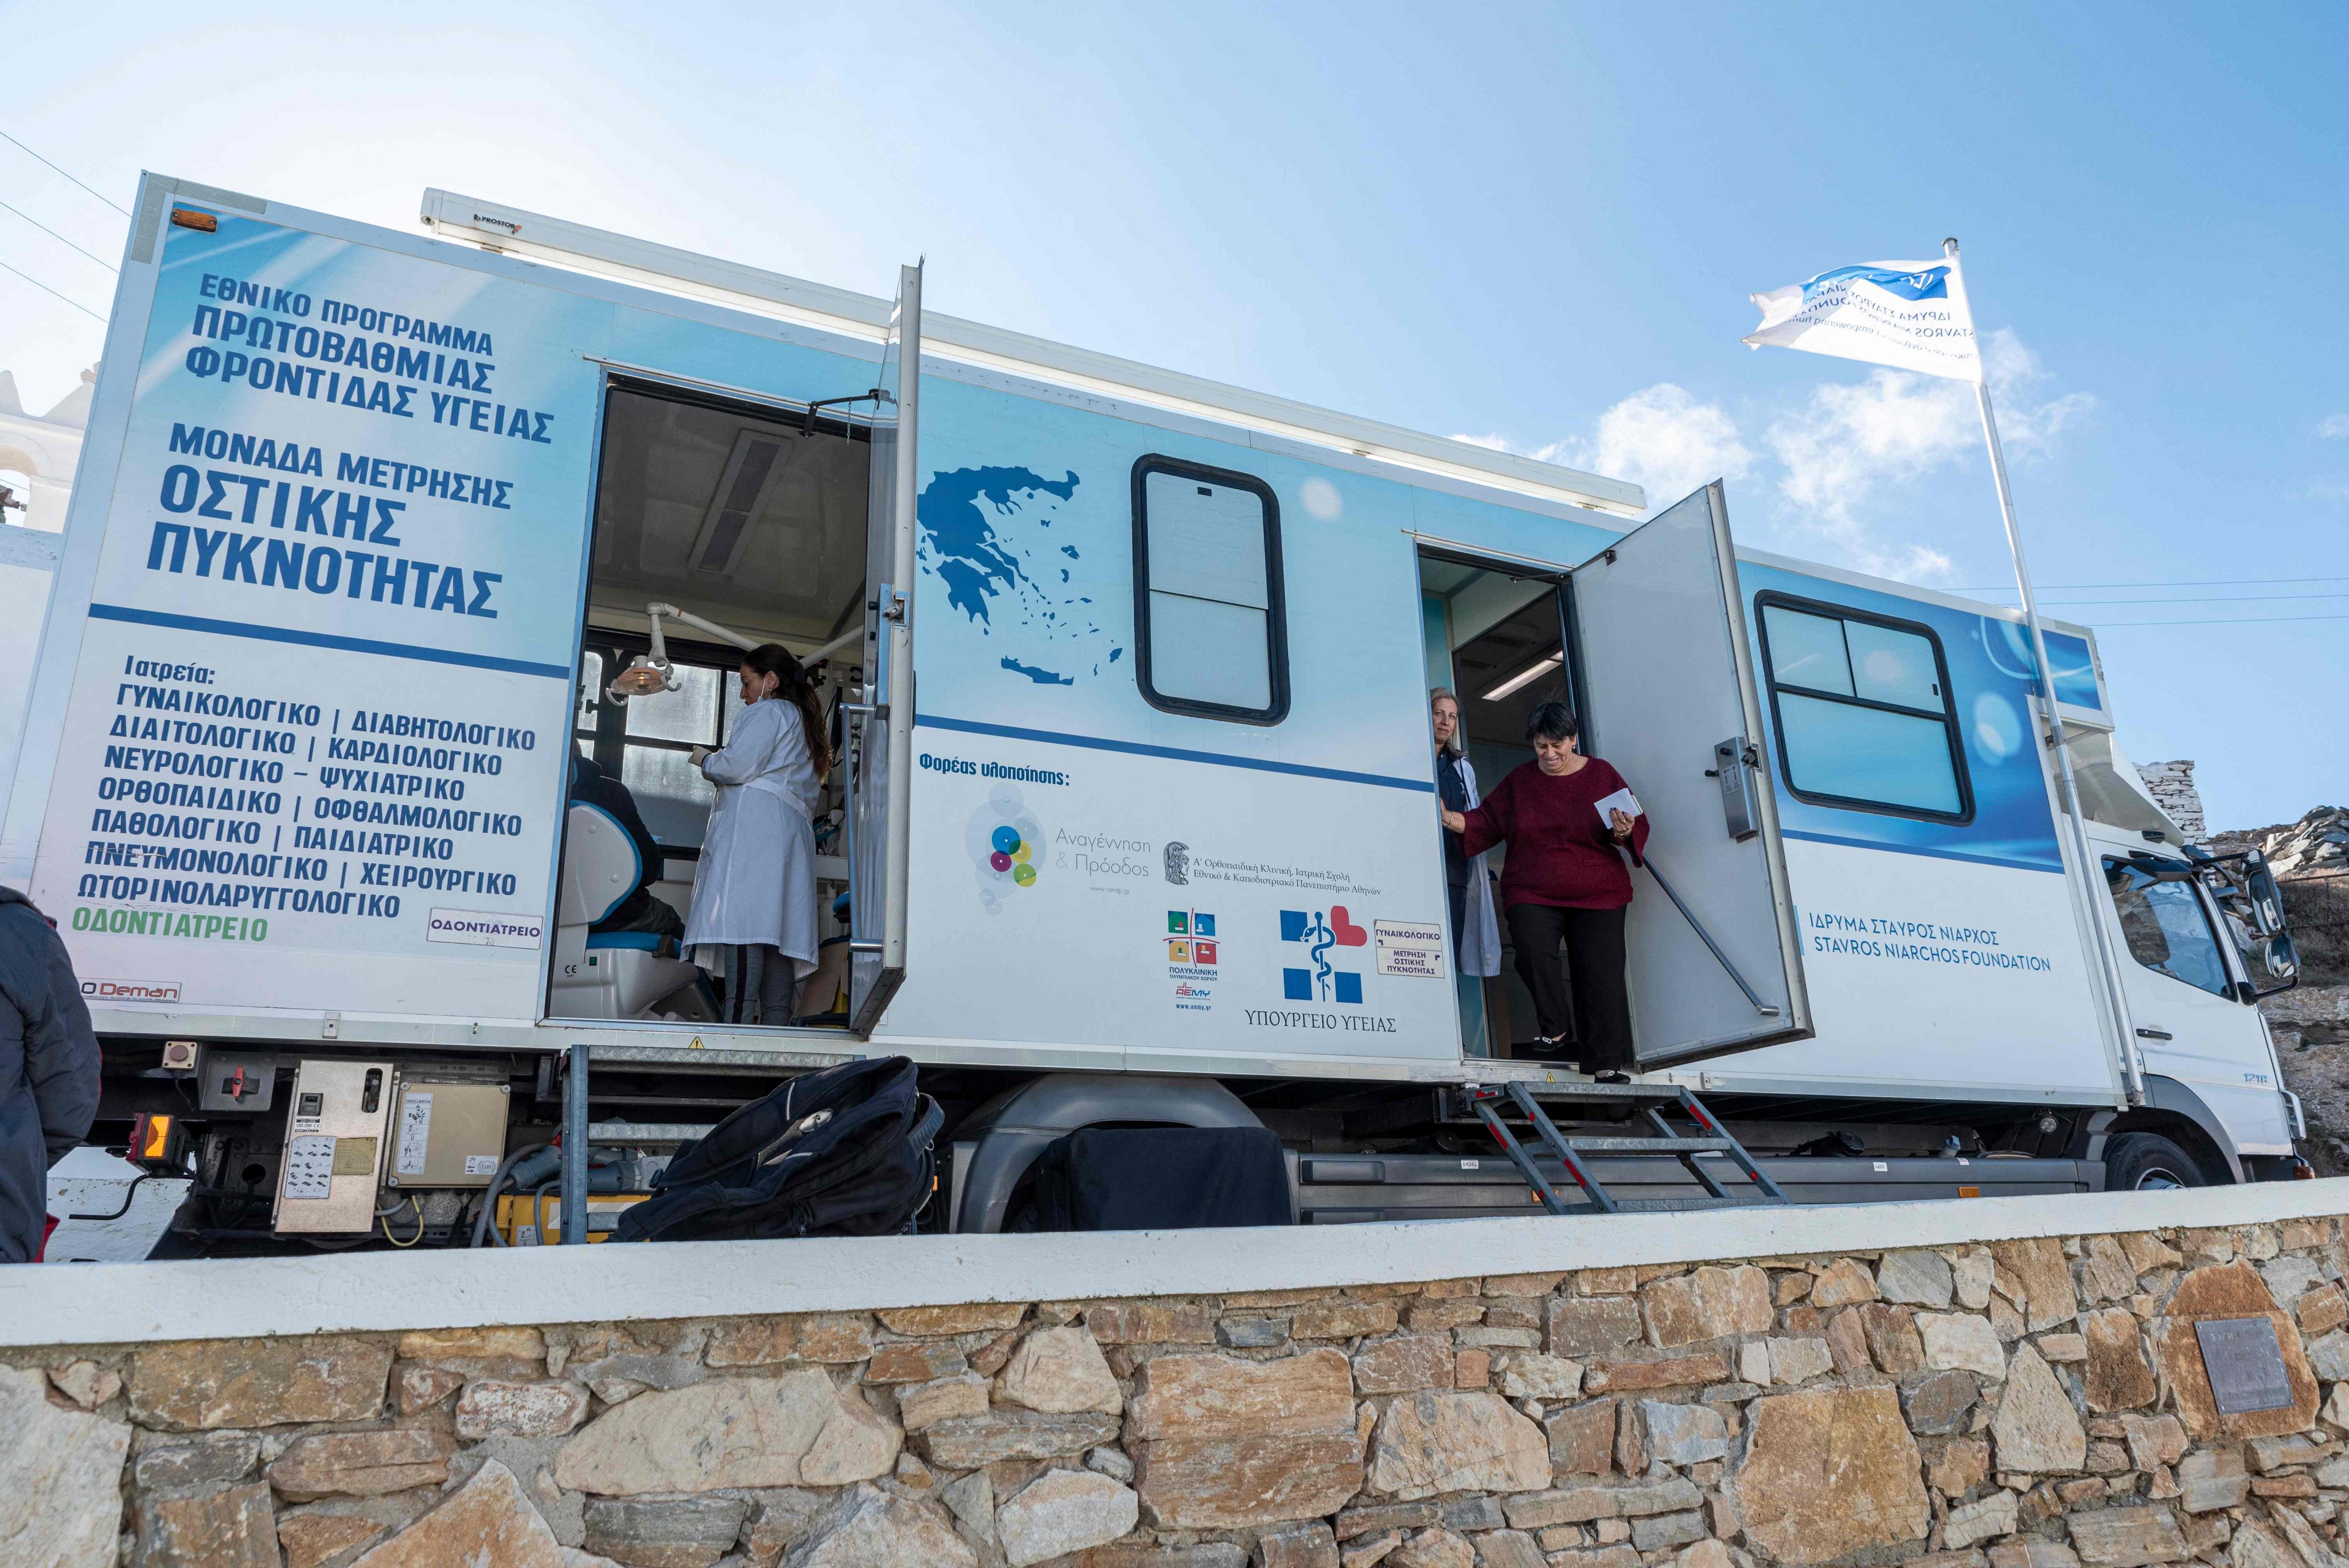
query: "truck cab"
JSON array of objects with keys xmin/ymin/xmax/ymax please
[{"xmin": 2086, "ymin": 816, "xmax": 2301, "ymax": 1185}]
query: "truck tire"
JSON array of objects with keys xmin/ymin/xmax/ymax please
[{"xmin": 2104, "ymin": 1132, "xmax": 2203, "ymax": 1191}]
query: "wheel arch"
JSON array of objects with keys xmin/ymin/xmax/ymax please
[
  {"xmin": 2091, "ymin": 1075, "xmax": 2245, "ymax": 1186},
  {"xmin": 948, "ymin": 1074, "xmax": 1267, "ymax": 1234}
]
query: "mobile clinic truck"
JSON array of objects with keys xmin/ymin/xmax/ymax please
[{"xmin": 0, "ymin": 173, "xmax": 2308, "ymax": 1254}]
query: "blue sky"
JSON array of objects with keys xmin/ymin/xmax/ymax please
[{"xmin": 2, "ymin": 2, "xmax": 2341, "ymax": 828}]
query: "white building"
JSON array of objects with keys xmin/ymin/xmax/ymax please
[{"xmin": 0, "ymin": 366, "xmax": 90, "ymax": 774}]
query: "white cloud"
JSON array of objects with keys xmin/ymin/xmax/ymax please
[
  {"xmin": 1763, "ymin": 328, "xmax": 2093, "ymax": 581},
  {"xmin": 2320, "ymin": 414, "xmax": 2349, "ymax": 440},
  {"xmin": 1981, "ymin": 330, "xmax": 2096, "ymax": 458},
  {"xmin": 1450, "ymin": 332, "xmax": 2089, "ymax": 587},
  {"xmin": 1458, "ymin": 386, "xmax": 1754, "ymax": 513},
  {"xmin": 1558, "ymin": 384, "xmax": 1754, "ymax": 511}
]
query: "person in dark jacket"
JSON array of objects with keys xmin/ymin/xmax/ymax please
[
  {"xmin": 0, "ymin": 886, "xmax": 100, "ymax": 1263},
  {"xmin": 569, "ymin": 753, "xmax": 686, "ymax": 940},
  {"xmin": 1439, "ymin": 701, "xmax": 1649, "ymax": 1074}
]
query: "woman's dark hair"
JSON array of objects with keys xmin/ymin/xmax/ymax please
[
  {"xmin": 1525, "ymin": 701, "xmax": 1581, "ymax": 744},
  {"xmin": 743, "ymin": 642, "xmax": 833, "ymax": 776}
]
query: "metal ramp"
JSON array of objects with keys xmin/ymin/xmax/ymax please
[{"xmin": 1456, "ymin": 1081, "xmax": 1792, "ymax": 1215}]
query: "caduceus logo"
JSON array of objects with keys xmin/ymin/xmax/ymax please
[{"xmin": 1279, "ymin": 906, "xmax": 1368, "ymax": 1004}]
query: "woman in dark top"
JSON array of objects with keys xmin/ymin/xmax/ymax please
[{"xmin": 1438, "ymin": 701, "xmax": 1649, "ymax": 1072}]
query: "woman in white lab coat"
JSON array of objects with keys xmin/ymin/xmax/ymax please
[
  {"xmin": 684, "ymin": 643, "xmax": 829, "ymax": 1025},
  {"xmin": 1432, "ymin": 691, "xmax": 1501, "ymax": 980}
]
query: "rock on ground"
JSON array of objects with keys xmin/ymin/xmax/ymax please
[
  {"xmin": 1993, "ymin": 1346, "xmax": 2087, "ymax": 1474},
  {"xmin": 790, "ymin": 1483, "xmax": 977, "ymax": 1568},
  {"xmin": 0, "ymin": 1364, "xmax": 132, "ymax": 1568},
  {"xmin": 1368, "ymin": 1391, "xmax": 1551, "ymax": 1500},
  {"xmin": 1732, "ymin": 1386, "xmax": 1928, "ymax": 1566},
  {"xmin": 553, "ymin": 1372, "xmax": 900, "ymax": 1494},
  {"xmin": 349, "ymin": 1460, "xmax": 565, "ymax": 1567},
  {"xmin": 130, "ymin": 1336, "xmax": 393, "ymax": 1432},
  {"xmin": 994, "ymin": 1468, "xmax": 1139, "ymax": 1566},
  {"xmin": 996, "ymin": 1325, "xmax": 1122, "ymax": 1415}
]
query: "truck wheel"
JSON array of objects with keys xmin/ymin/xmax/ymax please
[{"xmin": 2104, "ymin": 1132, "xmax": 2203, "ymax": 1191}]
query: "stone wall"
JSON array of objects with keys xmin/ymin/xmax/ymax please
[
  {"xmin": 11, "ymin": 1210, "xmax": 2349, "ymax": 1568},
  {"xmin": 2134, "ymin": 763, "xmax": 2207, "ymax": 843}
]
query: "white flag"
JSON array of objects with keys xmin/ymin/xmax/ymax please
[{"xmin": 1743, "ymin": 258, "xmax": 1982, "ymax": 383}]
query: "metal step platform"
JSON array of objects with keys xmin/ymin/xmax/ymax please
[{"xmin": 1454, "ymin": 1080, "xmax": 1789, "ymax": 1216}]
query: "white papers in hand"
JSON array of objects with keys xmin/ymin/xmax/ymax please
[{"xmin": 1594, "ymin": 787, "xmax": 1641, "ymax": 825}]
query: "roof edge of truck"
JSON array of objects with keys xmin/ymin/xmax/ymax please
[
  {"xmin": 1735, "ymin": 544, "xmax": 2098, "ymax": 643},
  {"xmin": 416, "ymin": 187, "xmax": 1646, "ymax": 520}
]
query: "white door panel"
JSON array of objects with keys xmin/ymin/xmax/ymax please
[
  {"xmin": 851, "ymin": 264, "xmax": 922, "ymax": 1032},
  {"xmin": 1571, "ymin": 483, "xmax": 1811, "ymax": 1068}
]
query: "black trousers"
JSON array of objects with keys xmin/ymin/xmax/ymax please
[{"xmin": 1505, "ymin": 902, "xmax": 1633, "ymax": 1070}]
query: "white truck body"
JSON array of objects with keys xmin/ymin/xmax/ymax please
[{"xmin": 0, "ymin": 174, "xmax": 2296, "ymax": 1196}]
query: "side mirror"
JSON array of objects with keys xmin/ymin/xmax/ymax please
[
  {"xmin": 2245, "ymin": 857, "xmax": 2287, "ymax": 937},
  {"xmin": 2264, "ymin": 933, "xmax": 2300, "ymax": 983}
]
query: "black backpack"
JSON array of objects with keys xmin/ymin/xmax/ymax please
[{"xmin": 614, "ymin": 1056, "xmax": 942, "ymax": 1242}]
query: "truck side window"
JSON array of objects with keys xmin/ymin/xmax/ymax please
[
  {"xmin": 1131, "ymin": 456, "xmax": 1289, "ymax": 724},
  {"xmin": 1756, "ymin": 594, "xmax": 1970, "ymax": 823},
  {"xmin": 2106, "ymin": 861, "xmax": 2232, "ymax": 998}
]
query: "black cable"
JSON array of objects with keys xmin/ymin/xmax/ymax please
[
  {"xmin": 67, "ymin": 1169, "xmax": 152, "ymax": 1221},
  {"xmin": 469, "ymin": 1142, "xmax": 550, "ymax": 1248}
]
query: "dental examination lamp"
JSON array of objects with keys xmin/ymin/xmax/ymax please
[{"xmin": 604, "ymin": 603, "xmax": 866, "ymax": 704}]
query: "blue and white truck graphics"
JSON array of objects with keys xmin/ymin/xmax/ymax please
[{"xmin": 0, "ymin": 175, "xmax": 2299, "ymax": 1229}]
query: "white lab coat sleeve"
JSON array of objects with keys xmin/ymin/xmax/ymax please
[
  {"xmin": 1457, "ymin": 754, "xmax": 1503, "ymax": 978},
  {"xmin": 700, "ymin": 706, "xmax": 782, "ymax": 786},
  {"xmin": 681, "ymin": 702, "xmax": 821, "ymax": 973}
]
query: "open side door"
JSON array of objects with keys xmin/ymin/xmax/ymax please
[
  {"xmin": 849, "ymin": 263, "xmax": 922, "ymax": 1032},
  {"xmin": 1568, "ymin": 482, "xmax": 1810, "ymax": 1068}
]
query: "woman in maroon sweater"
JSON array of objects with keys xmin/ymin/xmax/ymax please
[{"xmin": 1438, "ymin": 701, "xmax": 1649, "ymax": 1073}]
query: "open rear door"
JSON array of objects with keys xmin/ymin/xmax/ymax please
[
  {"xmin": 1569, "ymin": 482, "xmax": 1810, "ymax": 1068},
  {"xmin": 850, "ymin": 263, "xmax": 922, "ymax": 1032}
]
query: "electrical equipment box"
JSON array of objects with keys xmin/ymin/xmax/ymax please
[
  {"xmin": 194, "ymin": 1048, "xmax": 281, "ymax": 1113},
  {"xmin": 270, "ymin": 1058, "xmax": 394, "ymax": 1234},
  {"xmin": 495, "ymin": 1192, "xmax": 648, "ymax": 1245},
  {"xmin": 385, "ymin": 1070, "xmax": 511, "ymax": 1191}
]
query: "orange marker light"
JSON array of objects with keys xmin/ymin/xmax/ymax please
[
  {"xmin": 169, "ymin": 208, "xmax": 218, "ymax": 233},
  {"xmin": 134, "ymin": 1112, "xmax": 175, "ymax": 1164}
]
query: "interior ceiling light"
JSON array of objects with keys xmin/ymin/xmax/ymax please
[
  {"xmin": 689, "ymin": 430, "xmax": 794, "ymax": 580},
  {"xmin": 1483, "ymin": 651, "xmax": 1563, "ymax": 703}
]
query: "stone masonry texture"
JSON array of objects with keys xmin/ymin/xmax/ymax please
[{"xmin": 10, "ymin": 1214, "xmax": 2349, "ymax": 1567}]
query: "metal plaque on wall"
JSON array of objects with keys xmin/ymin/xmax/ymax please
[{"xmin": 2195, "ymin": 1316, "xmax": 2294, "ymax": 1415}]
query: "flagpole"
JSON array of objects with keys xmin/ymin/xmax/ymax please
[{"xmin": 1945, "ymin": 239, "xmax": 2145, "ymax": 1108}]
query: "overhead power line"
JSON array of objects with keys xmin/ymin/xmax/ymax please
[
  {"xmin": 2090, "ymin": 613, "xmax": 2349, "ymax": 629},
  {"xmin": 2037, "ymin": 590, "xmax": 2349, "ymax": 607},
  {"xmin": 0, "ymin": 198, "xmax": 116, "ymax": 272},
  {"xmin": 1960, "ymin": 574, "xmax": 2349, "ymax": 592},
  {"xmin": 0, "ymin": 128, "xmax": 130, "ymax": 217},
  {"xmin": 0, "ymin": 257, "xmax": 106, "ymax": 322}
]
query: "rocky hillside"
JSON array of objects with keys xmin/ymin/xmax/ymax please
[{"xmin": 2205, "ymin": 807, "xmax": 2349, "ymax": 1173}]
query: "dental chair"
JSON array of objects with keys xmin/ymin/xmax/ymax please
[{"xmin": 549, "ymin": 803, "xmax": 702, "ymax": 1019}]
